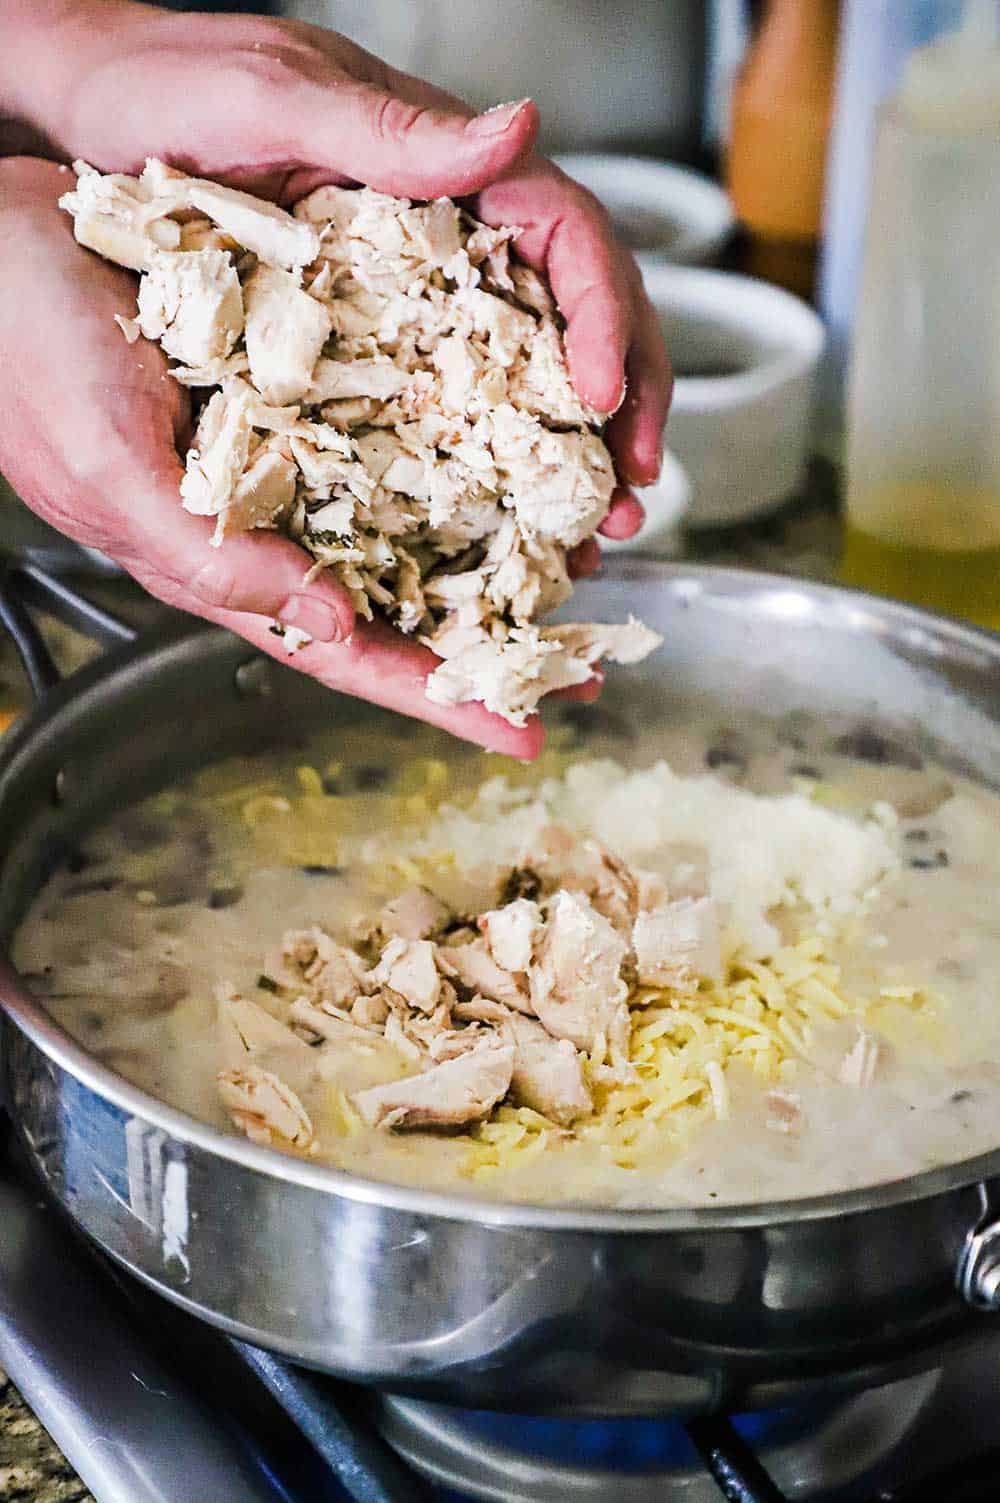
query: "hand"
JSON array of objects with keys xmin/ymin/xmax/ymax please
[
  {"xmin": 0, "ymin": 157, "xmax": 566, "ymax": 756},
  {"xmin": 0, "ymin": 4, "xmax": 672, "ymax": 753}
]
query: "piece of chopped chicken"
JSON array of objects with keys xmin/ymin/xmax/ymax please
[
  {"xmin": 243, "ymin": 265, "xmax": 334, "ymax": 404},
  {"xmin": 766, "ymin": 1089, "xmax": 803, "ymax": 1134},
  {"xmin": 58, "ymin": 160, "xmax": 181, "ymax": 271},
  {"xmin": 136, "ymin": 248, "xmax": 244, "ymax": 368},
  {"xmin": 179, "ymin": 380, "xmax": 255, "ymax": 524},
  {"xmin": 278, "ymin": 926, "xmax": 368, "ymax": 1008},
  {"xmin": 425, "ymin": 618, "xmax": 662, "ymax": 728},
  {"xmin": 351, "ymin": 992, "xmax": 391, "ymax": 1027},
  {"xmin": 222, "ymin": 443, "xmax": 297, "ymax": 542},
  {"xmin": 632, "ymin": 897, "xmax": 723, "ymax": 991},
  {"xmin": 515, "ymin": 829, "xmax": 638, "ymax": 937},
  {"xmin": 141, "ymin": 158, "xmax": 320, "ymax": 269},
  {"xmin": 377, "ymin": 887, "xmax": 451, "ymax": 941},
  {"xmin": 351, "ymin": 1038, "xmax": 514, "ymax": 1130},
  {"xmin": 442, "ymin": 936, "xmax": 533, "ymax": 1013},
  {"xmin": 451, "ymin": 995, "xmax": 589, "ymax": 1123},
  {"xmin": 369, "ymin": 936, "xmax": 442, "ymax": 1013},
  {"xmin": 305, "ymin": 357, "xmax": 412, "ymax": 403},
  {"xmin": 217, "ymin": 986, "xmax": 307, "ymax": 1058},
  {"xmin": 544, "ymin": 619, "xmax": 664, "ymax": 671},
  {"xmin": 218, "ymin": 1065, "xmax": 314, "ymax": 1148},
  {"xmin": 529, "ymin": 891, "xmax": 631, "ymax": 1072},
  {"xmin": 505, "ymin": 1013, "xmax": 592, "ymax": 1125},
  {"xmin": 287, "ymin": 995, "xmax": 381, "ymax": 1046},
  {"xmin": 838, "ymin": 1028, "xmax": 884, "ymax": 1088},
  {"xmin": 479, "ymin": 897, "xmax": 542, "ymax": 974}
]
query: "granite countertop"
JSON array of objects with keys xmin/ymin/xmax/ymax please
[
  {"xmin": 0, "ymin": 468, "xmax": 842, "ymax": 1501},
  {"xmin": 0, "ymin": 1377, "xmax": 92, "ymax": 1503}
]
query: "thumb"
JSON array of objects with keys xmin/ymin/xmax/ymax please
[
  {"xmin": 285, "ymin": 81, "xmax": 539, "ymax": 199},
  {"xmin": 121, "ymin": 462, "xmax": 355, "ymax": 643}
]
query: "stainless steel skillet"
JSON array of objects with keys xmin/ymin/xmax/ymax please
[{"xmin": 1, "ymin": 557, "xmax": 999, "ymax": 1419}]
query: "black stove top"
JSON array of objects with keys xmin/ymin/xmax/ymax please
[{"xmin": 2, "ymin": 1138, "xmax": 1000, "ymax": 1503}]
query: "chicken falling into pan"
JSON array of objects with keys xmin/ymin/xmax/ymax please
[{"xmin": 60, "ymin": 160, "xmax": 660, "ymax": 725}]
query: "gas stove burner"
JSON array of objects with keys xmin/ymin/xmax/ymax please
[{"xmin": 371, "ymin": 1372, "xmax": 940, "ymax": 1502}]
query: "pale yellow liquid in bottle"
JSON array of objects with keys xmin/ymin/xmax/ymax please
[{"xmin": 843, "ymin": 482, "xmax": 1000, "ymax": 631}]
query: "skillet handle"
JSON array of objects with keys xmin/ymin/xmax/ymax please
[{"xmin": 0, "ymin": 561, "xmax": 137, "ymax": 701}]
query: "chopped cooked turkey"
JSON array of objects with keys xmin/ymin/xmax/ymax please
[
  {"xmin": 218, "ymin": 985, "xmax": 293, "ymax": 1046},
  {"xmin": 351, "ymin": 991, "xmax": 391, "ymax": 1028},
  {"xmin": 505, "ymin": 1013, "xmax": 592, "ymax": 1125},
  {"xmin": 479, "ymin": 897, "xmax": 542, "ymax": 974},
  {"xmin": 179, "ymin": 381, "xmax": 255, "ymax": 526},
  {"xmin": 530, "ymin": 891, "xmax": 631, "ymax": 1072},
  {"xmin": 424, "ymin": 618, "xmax": 661, "ymax": 727},
  {"xmin": 632, "ymin": 897, "xmax": 723, "ymax": 991},
  {"xmin": 217, "ymin": 1065, "xmax": 314, "ymax": 1148},
  {"xmin": 545, "ymin": 619, "xmax": 665, "ymax": 670},
  {"xmin": 243, "ymin": 265, "xmax": 333, "ymax": 403},
  {"xmin": 376, "ymin": 887, "xmax": 451, "ymax": 942},
  {"xmin": 276, "ymin": 926, "xmax": 368, "ymax": 1008},
  {"xmin": 453, "ymin": 994, "xmax": 511, "ymax": 1025},
  {"xmin": 287, "ymin": 995, "xmax": 380, "ymax": 1048},
  {"xmin": 369, "ymin": 936, "xmax": 442, "ymax": 1013},
  {"xmin": 450, "ymin": 996, "xmax": 588, "ymax": 1122},
  {"xmin": 60, "ymin": 159, "xmax": 181, "ymax": 271},
  {"xmin": 838, "ymin": 1028, "xmax": 884, "ymax": 1088},
  {"xmin": 515, "ymin": 829, "xmax": 638, "ymax": 936},
  {"xmin": 140, "ymin": 158, "xmax": 320, "ymax": 269},
  {"xmin": 217, "ymin": 985, "xmax": 313, "ymax": 1060},
  {"xmin": 442, "ymin": 936, "xmax": 533, "ymax": 1013},
  {"xmin": 61, "ymin": 161, "xmax": 662, "ymax": 724},
  {"xmin": 136, "ymin": 249, "xmax": 244, "ymax": 368},
  {"xmin": 351, "ymin": 1038, "xmax": 515, "ymax": 1130}
]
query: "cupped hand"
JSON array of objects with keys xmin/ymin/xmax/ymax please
[
  {"xmin": 0, "ymin": 158, "xmax": 604, "ymax": 756},
  {"xmin": 14, "ymin": 1, "xmax": 670, "ymax": 515},
  {"xmin": 0, "ymin": 4, "xmax": 671, "ymax": 753}
]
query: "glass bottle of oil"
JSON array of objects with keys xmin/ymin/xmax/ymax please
[
  {"xmin": 842, "ymin": 0, "xmax": 1000, "ymax": 630},
  {"xmin": 726, "ymin": 0, "xmax": 840, "ymax": 301}
]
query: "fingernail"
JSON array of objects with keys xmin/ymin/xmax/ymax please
[
  {"xmin": 466, "ymin": 99, "xmax": 532, "ymax": 137},
  {"xmin": 278, "ymin": 594, "xmax": 343, "ymax": 643}
]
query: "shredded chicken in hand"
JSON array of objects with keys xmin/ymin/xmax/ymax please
[{"xmin": 60, "ymin": 160, "xmax": 661, "ymax": 724}]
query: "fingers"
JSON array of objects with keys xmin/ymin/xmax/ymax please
[
  {"xmin": 477, "ymin": 161, "xmax": 630, "ymax": 413},
  {"xmin": 476, "ymin": 162, "xmax": 672, "ymax": 487},
  {"xmin": 177, "ymin": 598, "xmax": 547, "ymax": 759},
  {"xmin": 117, "ymin": 472, "xmax": 354, "ymax": 644},
  {"xmin": 567, "ymin": 488, "xmax": 645, "ymax": 579},
  {"xmin": 237, "ymin": 24, "xmax": 538, "ymax": 201},
  {"xmin": 598, "ymin": 488, "xmax": 646, "ymax": 541},
  {"xmin": 567, "ymin": 538, "xmax": 602, "ymax": 579},
  {"xmin": 297, "ymin": 89, "xmax": 539, "ymax": 200},
  {"xmin": 604, "ymin": 269, "xmax": 673, "ymax": 488},
  {"xmin": 550, "ymin": 673, "xmax": 604, "ymax": 704}
]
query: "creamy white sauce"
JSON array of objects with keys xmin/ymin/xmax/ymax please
[{"xmin": 13, "ymin": 707, "xmax": 1000, "ymax": 1208}]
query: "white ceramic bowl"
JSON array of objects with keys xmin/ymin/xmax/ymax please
[
  {"xmin": 627, "ymin": 264, "xmax": 826, "ymax": 531},
  {"xmin": 553, "ymin": 154, "xmax": 735, "ymax": 266}
]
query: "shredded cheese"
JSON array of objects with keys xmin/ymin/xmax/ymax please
[{"xmin": 460, "ymin": 935, "xmax": 943, "ymax": 1180}]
